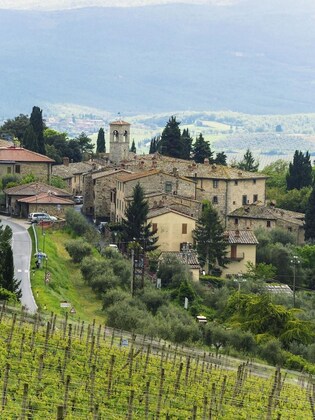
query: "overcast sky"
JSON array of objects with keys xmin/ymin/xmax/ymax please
[{"xmin": 0, "ymin": 0, "xmax": 239, "ymax": 10}]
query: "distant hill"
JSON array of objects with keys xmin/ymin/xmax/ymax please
[{"xmin": 1, "ymin": 1, "xmax": 315, "ymax": 116}]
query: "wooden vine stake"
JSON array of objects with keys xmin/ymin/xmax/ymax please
[
  {"xmin": 1, "ymin": 363, "xmax": 10, "ymax": 410},
  {"xmin": 21, "ymin": 383, "xmax": 29, "ymax": 419},
  {"xmin": 156, "ymin": 368, "xmax": 165, "ymax": 420},
  {"xmin": 127, "ymin": 389, "xmax": 135, "ymax": 420},
  {"xmin": 145, "ymin": 380, "xmax": 150, "ymax": 420}
]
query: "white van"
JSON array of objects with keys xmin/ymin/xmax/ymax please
[{"xmin": 28, "ymin": 213, "xmax": 57, "ymax": 223}]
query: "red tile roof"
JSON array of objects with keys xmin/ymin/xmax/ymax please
[
  {"xmin": 225, "ymin": 230, "xmax": 259, "ymax": 245},
  {"xmin": 110, "ymin": 120, "xmax": 131, "ymax": 125},
  {"xmin": 18, "ymin": 192, "xmax": 74, "ymax": 205},
  {"xmin": 0, "ymin": 147, "xmax": 54, "ymax": 163},
  {"xmin": 4, "ymin": 182, "xmax": 71, "ymax": 197}
]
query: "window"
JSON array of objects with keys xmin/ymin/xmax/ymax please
[
  {"xmin": 242, "ymin": 195, "xmax": 247, "ymax": 205},
  {"xmin": 213, "ymin": 196, "xmax": 218, "ymax": 204},
  {"xmin": 253, "ymin": 179, "xmax": 256, "ymax": 184},
  {"xmin": 234, "ymin": 180, "xmax": 238, "ymax": 185},
  {"xmin": 152, "ymin": 223, "xmax": 158, "ymax": 233},
  {"xmin": 234, "ymin": 218, "xmax": 239, "ymax": 225},
  {"xmin": 267, "ymin": 220, "xmax": 271, "ymax": 228},
  {"xmin": 15, "ymin": 165, "xmax": 20, "ymax": 174},
  {"xmin": 213, "ymin": 180, "xmax": 218, "ymax": 188},
  {"xmin": 253, "ymin": 194, "xmax": 258, "ymax": 202},
  {"xmin": 182, "ymin": 223, "xmax": 187, "ymax": 234},
  {"xmin": 165, "ymin": 182, "xmax": 172, "ymax": 193},
  {"xmin": 288, "ymin": 227, "xmax": 292, "ymax": 232}
]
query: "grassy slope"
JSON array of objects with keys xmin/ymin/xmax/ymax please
[{"xmin": 29, "ymin": 225, "xmax": 104, "ymax": 325}]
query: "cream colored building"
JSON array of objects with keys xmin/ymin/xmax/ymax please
[
  {"xmin": 147, "ymin": 207, "xmax": 196, "ymax": 252},
  {"xmin": 221, "ymin": 230, "xmax": 258, "ymax": 278}
]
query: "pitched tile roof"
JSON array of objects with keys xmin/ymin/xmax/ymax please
[
  {"xmin": 18, "ymin": 192, "xmax": 74, "ymax": 205},
  {"xmin": 110, "ymin": 120, "xmax": 131, "ymax": 125},
  {"xmin": 225, "ymin": 230, "xmax": 259, "ymax": 245},
  {"xmin": 117, "ymin": 169, "xmax": 161, "ymax": 182},
  {"xmin": 91, "ymin": 168, "xmax": 131, "ymax": 180},
  {"xmin": 0, "ymin": 147, "xmax": 54, "ymax": 163},
  {"xmin": 4, "ymin": 182, "xmax": 72, "ymax": 197},
  {"xmin": 148, "ymin": 207, "xmax": 197, "ymax": 220},
  {"xmin": 160, "ymin": 251, "xmax": 200, "ymax": 269},
  {"xmin": 52, "ymin": 162, "xmax": 95, "ymax": 178}
]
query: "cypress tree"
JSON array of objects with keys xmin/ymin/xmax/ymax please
[
  {"xmin": 0, "ymin": 224, "xmax": 21, "ymax": 300},
  {"xmin": 96, "ymin": 128, "xmax": 106, "ymax": 153},
  {"xmin": 22, "ymin": 125, "xmax": 38, "ymax": 152},
  {"xmin": 192, "ymin": 133, "xmax": 213, "ymax": 163},
  {"xmin": 30, "ymin": 106, "xmax": 46, "ymax": 155},
  {"xmin": 130, "ymin": 139, "xmax": 136, "ymax": 153},
  {"xmin": 193, "ymin": 201, "xmax": 227, "ymax": 273},
  {"xmin": 181, "ymin": 128, "xmax": 193, "ymax": 160},
  {"xmin": 215, "ymin": 152, "xmax": 227, "ymax": 166},
  {"xmin": 159, "ymin": 116, "xmax": 183, "ymax": 158},
  {"xmin": 286, "ymin": 150, "xmax": 313, "ymax": 190},
  {"xmin": 305, "ymin": 182, "xmax": 315, "ymax": 242}
]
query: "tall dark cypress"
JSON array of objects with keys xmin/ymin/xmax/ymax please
[
  {"xmin": 305, "ymin": 182, "xmax": 315, "ymax": 242},
  {"xmin": 30, "ymin": 106, "xmax": 46, "ymax": 155},
  {"xmin": 96, "ymin": 127, "xmax": 106, "ymax": 153},
  {"xmin": 286, "ymin": 150, "xmax": 313, "ymax": 190},
  {"xmin": 158, "ymin": 116, "xmax": 182, "ymax": 158}
]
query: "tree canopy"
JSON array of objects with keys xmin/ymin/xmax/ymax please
[
  {"xmin": 193, "ymin": 133, "xmax": 213, "ymax": 164},
  {"xmin": 159, "ymin": 116, "xmax": 182, "ymax": 158},
  {"xmin": 96, "ymin": 128, "xmax": 106, "ymax": 153},
  {"xmin": 286, "ymin": 150, "xmax": 313, "ymax": 191},
  {"xmin": 236, "ymin": 149, "xmax": 259, "ymax": 172}
]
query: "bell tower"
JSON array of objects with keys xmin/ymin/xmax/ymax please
[{"xmin": 109, "ymin": 120, "xmax": 131, "ymax": 164}]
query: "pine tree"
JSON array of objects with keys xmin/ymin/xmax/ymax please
[
  {"xmin": 122, "ymin": 183, "xmax": 158, "ymax": 251},
  {"xmin": 181, "ymin": 128, "xmax": 193, "ymax": 160},
  {"xmin": 30, "ymin": 106, "xmax": 46, "ymax": 155},
  {"xmin": 192, "ymin": 133, "xmax": 213, "ymax": 164},
  {"xmin": 96, "ymin": 127, "xmax": 106, "ymax": 153},
  {"xmin": 286, "ymin": 150, "xmax": 313, "ymax": 190},
  {"xmin": 158, "ymin": 116, "xmax": 183, "ymax": 158},
  {"xmin": 0, "ymin": 224, "xmax": 21, "ymax": 300},
  {"xmin": 130, "ymin": 139, "xmax": 136, "ymax": 153},
  {"xmin": 237, "ymin": 149, "xmax": 259, "ymax": 172},
  {"xmin": 214, "ymin": 151, "xmax": 227, "ymax": 165},
  {"xmin": 304, "ymin": 182, "xmax": 315, "ymax": 241},
  {"xmin": 193, "ymin": 201, "xmax": 228, "ymax": 273}
]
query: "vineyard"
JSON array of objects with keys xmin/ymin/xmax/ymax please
[{"xmin": 0, "ymin": 304, "xmax": 314, "ymax": 419}]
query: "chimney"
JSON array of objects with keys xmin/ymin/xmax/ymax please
[
  {"xmin": 204, "ymin": 158, "xmax": 209, "ymax": 165},
  {"xmin": 235, "ymin": 229, "xmax": 240, "ymax": 238},
  {"xmin": 173, "ymin": 167, "xmax": 179, "ymax": 177},
  {"xmin": 212, "ymin": 163, "xmax": 217, "ymax": 170},
  {"xmin": 63, "ymin": 157, "xmax": 70, "ymax": 167}
]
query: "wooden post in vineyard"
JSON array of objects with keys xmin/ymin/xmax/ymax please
[
  {"xmin": 209, "ymin": 382, "xmax": 216, "ymax": 419},
  {"xmin": 79, "ymin": 320, "xmax": 85, "ymax": 343},
  {"xmin": 144, "ymin": 344, "xmax": 151, "ymax": 374},
  {"xmin": 175, "ymin": 362, "xmax": 183, "ymax": 392},
  {"xmin": 19, "ymin": 332, "xmax": 25, "ymax": 361},
  {"xmin": 63, "ymin": 375, "xmax": 71, "ymax": 416},
  {"xmin": 185, "ymin": 356, "xmax": 191, "ymax": 387},
  {"xmin": 191, "ymin": 404, "xmax": 197, "ymax": 419},
  {"xmin": 1, "ymin": 363, "xmax": 10, "ymax": 410},
  {"xmin": 156, "ymin": 368, "xmax": 165, "ymax": 419},
  {"xmin": 145, "ymin": 380, "xmax": 150, "ymax": 420},
  {"xmin": 127, "ymin": 389, "xmax": 135, "ymax": 420},
  {"xmin": 0, "ymin": 301, "xmax": 6, "ymax": 323},
  {"xmin": 63, "ymin": 311, "xmax": 68, "ymax": 340},
  {"xmin": 107, "ymin": 354, "xmax": 115, "ymax": 398},
  {"xmin": 51, "ymin": 313, "xmax": 57, "ymax": 337},
  {"xmin": 56, "ymin": 405, "xmax": 64, "ymax": 420},
  {"xmin": 96, "ymin": 324, "xmax": 101, "ymax": 348},
  {"xmin": 21, "ymin": 383, "xmax": 29, "ymax": 419},
  {"xmin": 7, "ymin": 313, "xmax": 17, "ymax": 354},
  {"xmin": 43, "ymin": 321, "xmax": 51, "ymax": 359},
  {"xmin": 89, "ymin": 364, "xmax": 96, "ymax": 412}
]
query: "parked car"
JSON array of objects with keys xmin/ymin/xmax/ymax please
[
  {"xmin": 28, "ymin": 212, "xmax": 57, "ymax": 223},
  {"xmin": 73, "ymin": 196, "xmax": 83, "ymax": 204}
]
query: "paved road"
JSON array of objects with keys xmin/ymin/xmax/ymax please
[{"xmin": 1, "ymin": 217, "xmax": 37, "ymax": 314}]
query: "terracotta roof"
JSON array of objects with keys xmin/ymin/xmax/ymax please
[
  {"xmin": 110, "ymin": 120, "xmax": 131, "ymax": 125},
  {"xmin": 52, "ymin": 162, "xmax": 95, "ymax": 178},
  {"xmin": 92, "ymin": 168, "xmax": 131, "ymax": 180},
  {"xmin": 148, "ymin": 207, "xmax": 197, "ymax": 220},
  {"xmin": 117, "ymin": 169, "xmax": 161, "ymax": 182},
  {"xmin": 225, "ymin": 230, "xmax": 259, "ymax": 245},
  {"xmin": 228, "ymin": 204, "xmax": 304, "ymax": 226},
  {"xmin": 0, "ymin": 147, "xmax": 54, "ymax": 163},
  {"xmin": 119, "ymin": 154, "xmax": 267, "ymax": 180},
  {"xmin": 160, "ymin": 251, "xmax": 200, "ymax": 269},
  {"xmin": 18, "ymin": 192, "xmax": 74, "ymax": 205},
  {"xmin": 4, "ymin": 182, "xmax": 72, "ymax": 197}
]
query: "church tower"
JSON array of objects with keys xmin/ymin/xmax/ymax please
[{"xmin": 109, "ymin": 120, "xmax": 131, "ymax": 164}]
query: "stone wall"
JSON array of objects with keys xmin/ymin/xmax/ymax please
[{"xmin": 0, "ymin": 162, "xmax": 52, "ymax": 183}]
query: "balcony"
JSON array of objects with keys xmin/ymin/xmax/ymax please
[{"xmin": 226, "ymin": 252, "xmax": 244, "ymax": 262}]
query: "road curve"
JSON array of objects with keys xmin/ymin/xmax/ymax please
[{"xmin": 1, "ymin": 216, "xmax": 37, "ymax": 314}]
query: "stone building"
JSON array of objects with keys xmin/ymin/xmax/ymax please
[
  {"xmin": 4, "ymin": 182, "xmax": 72, "ymax": 217},
  {"xmin": 17, "ymin": 192, "xmax": 74, "ymax": 218},
  {"xmin": 113, "ymin": 169, "xmax": 196, "ymax": 222},
  {"xmin": 0, "ymin": 146, "xmax": 54, "ymax": 183},
  {"xmin": 109, "ymin": 120, "xmax": 130, "ymax": 164},
  {"xmin": 227, "ymin": 203, "xmax": 305, "ymax": 244}
]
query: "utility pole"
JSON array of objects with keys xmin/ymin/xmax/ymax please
[{"xmin": 290, "ymin": 255, "xmax": 300, "ymax": 308}]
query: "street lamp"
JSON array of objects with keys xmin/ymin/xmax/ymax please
[{"xmin": 290, "ymin": 255, "xmax": 300, "ymax": 307}]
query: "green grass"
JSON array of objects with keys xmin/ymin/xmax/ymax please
[{"xmin": 29, "ymin": 225, "xmax": 105, "ymax": 325}]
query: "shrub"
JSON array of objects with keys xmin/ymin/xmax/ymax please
[
  {"xmin": 139, "ymin": 286, "xmax": 167, "ymax": 315},
  {"xmin": 65, "ymin": 239, "xmax": 92, "ymax": 263},
  {"xmin": 65, "ymin": 208, "xmax": 95, "ymax": 239},
  {"xmin": 258, "ymin": 339, "xmax": 284, "ymax": 366}
]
